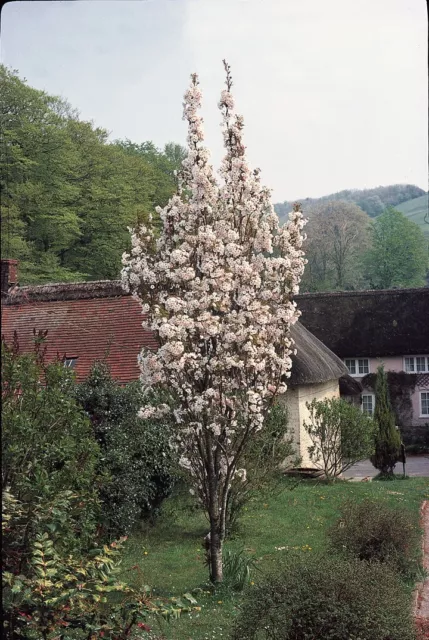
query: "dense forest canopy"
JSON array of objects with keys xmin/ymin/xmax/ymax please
[
  {"xmin": 0, "ymin": 65, "xmax": 185, "ymax": 284},
  {"xmin": 1, "ymin": 66, "xmax": 427, "ymax": 291},
  {"xmin": 274, "ymin": 184, "xmax": 426, "ymax": 223}
]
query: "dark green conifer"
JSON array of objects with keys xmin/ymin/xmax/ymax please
[{"xmin": 370, "ymin": 365, "xmax": 401, "ymax": 476}]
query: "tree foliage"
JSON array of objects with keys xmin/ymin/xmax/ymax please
[
  {"xmin": 303, "ymin": 397, "xmax": 375, "ymax": 479},
  {"xmin": 300, "ymin": 200, "xmax": 371, "ymax": 291},
  {"xmin": 364, "ymin": 206, "xmax": 428, "ymax": 289},
  {"xmin": 370, "ymin": 365, "xmax": 401, "ymax": 476},
  {"xmin": 0, "ymin": 65, "xmax": 185, "ymax": 284}
]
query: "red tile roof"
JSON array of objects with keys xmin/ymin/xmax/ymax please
[
  {"xmin": 2, "ymin": 283, "xmax": 158, "ymax": 383},
  {"xmin": 2, "ymin": 279, "xmax": 347, "ymax": 387}
]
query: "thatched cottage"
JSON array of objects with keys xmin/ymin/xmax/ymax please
[
  {"xmin": 296, "ymin": 288, "xmax": 429, "ymax": 447},
  {"xmin": 1, "ymin": 259, "xmax": 349, "ymax": 468}
]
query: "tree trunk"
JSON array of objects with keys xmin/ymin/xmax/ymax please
[{"xmin": 209, "ymin": 527, "xmax": 223, "ymax": 583}]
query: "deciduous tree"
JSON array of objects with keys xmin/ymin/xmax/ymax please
[
  {"xmin": 122, "ymin": 62, "xmax": 306, "ymax": 582},
  {"xmin": 364, "ymin": 207, "xmax": 427, "ymax": 289},
  {"xmin": 301, "ymin": 200, "xmax": 370, "ymax": 291}
]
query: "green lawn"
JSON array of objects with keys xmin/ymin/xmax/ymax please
[{"xmin": 120, "ymin": 477, "xmax": 429, "ymax": 639}]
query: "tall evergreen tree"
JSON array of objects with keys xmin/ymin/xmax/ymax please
[{"xmin": 370, "ymin": 365, "xmax": 401, "ymax": 476}]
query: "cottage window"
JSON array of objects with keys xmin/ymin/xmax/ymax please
[
  {"xmin": 421, "ymin": 392, "xmax": 429, "ymax": 418},
  {"xmin": 362, "ymin": 393, "xmax": 375, "ymax": 416},
  {"xmin": 344, "ymin": 358, "xmax": 369, "ymax": 377},
  {"xmin": 345, "ymin": 359, "xmax": 356, "ymax": 375},
  {"xmin": 64, "ymin": 357, "xmax": 77, "ymax": 369},
  {"xmin": 404, "ymin": 356, "xmax": 429, "ymax": 374}
]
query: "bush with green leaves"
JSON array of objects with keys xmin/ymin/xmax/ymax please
[
  {"xmin": 231, "ymin": 554, "xmax": 415, "ymax": 640},
  {"xmin": 1, "ymin": 339, "xmax": 195, "ymax": 639},
  {"xmin": 2, "ymin": 527, "xmax": 196, "ymax": 640},
  {"xmin": 225, "ymin": 402, "xmax": 297, "ymax": 536},
  {"xmin": 370, "ymin": 365, "xmax": 401, "ymax": 476},
  {"xmin": 76, "ymin": 362, "xmax": 178, "ymax": 538},
  {"xmin": 303, "ymin": 397, "xmax": 375, "ymax": 479},
  {"xmin": 1, "ymin": 335, "xmax": 102, "ymax": 571},
  {"xmin": 328, "ymin": 498, "xmax": 420, "ymax": 577}
]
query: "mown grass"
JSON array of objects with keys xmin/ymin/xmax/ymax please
[
  {"xmin": 395, "ymin": 194, "xmax": 429, "ymax": 238},
  {"xmin": 120, "ymin": 477, "xmax": 429, "ymax": 640}
]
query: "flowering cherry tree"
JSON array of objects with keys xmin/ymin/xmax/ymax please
[{"xmin": 122, "ymin": 61, "xmax": 306, "ymax": 583}]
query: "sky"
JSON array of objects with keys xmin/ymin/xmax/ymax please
[{"xmin": 1, "ymin": 0, "xmax": 427, "ymax": 202}]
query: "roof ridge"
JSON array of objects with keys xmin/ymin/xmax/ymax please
[{"xmin": 297, "ymin": 287, "xmax": 429, "ymax": 299}]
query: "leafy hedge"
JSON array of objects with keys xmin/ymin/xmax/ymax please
[
  {"xmin": 231, "ymin": 554, "xmax": 415, "ymax": 640},
  {"xmin": 76, "ymin": 362, "xmax": 178, "ymax": 538}
]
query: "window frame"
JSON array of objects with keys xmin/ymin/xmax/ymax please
[
  {"xmin": 344, "ymin": 358, "xmax": 370, "ymax": 377},
  {"xmin": 63, "ymin": 357, "xmax": 78, "ymax": 369},
  {"xmin": 404, "ymin": 356, "xmax": 429, "ymax": 374},
  {"xmin": 420, "ymin": 391, "xmax": 429, "ymax": 418},
  {"xmin": 361, "ymin": 392, "xmax": 375, "ymax": 416}
]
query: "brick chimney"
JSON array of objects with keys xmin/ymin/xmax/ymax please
[{"xmin": 1, "ymin": 259, "xmax": 19, "ymax": 298}]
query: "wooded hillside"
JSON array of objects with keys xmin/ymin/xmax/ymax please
[
  {"xmin": 0, "ymin": 65, "xmax": 185, "ymax": 284},
  {"xmin": 274, "ymin": 184, "xmax": 426, "ymax": 224},
  {"xmin": 1, "ymin": 66, "xmax": 427, "ymax": 291}
]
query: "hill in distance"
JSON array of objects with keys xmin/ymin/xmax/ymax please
[
  {"xmin": 274, "ymin": 184, "xmax": 426, "ymax": 225},
  {"xmin": 394, "ymin": 194, "xmax": 429, "ymax": 238}
]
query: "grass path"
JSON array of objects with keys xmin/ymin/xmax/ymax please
[{"xmin": 121, "ymin": 477, "xmax": 429, "ymax": 640}]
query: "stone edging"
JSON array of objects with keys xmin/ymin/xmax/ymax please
[{"xmin": 414, "ymin": 500, "xmax": 429, "ymax": 637}]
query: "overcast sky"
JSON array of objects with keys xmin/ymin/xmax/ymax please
[{"xmin": 1, "ymin": 0, "xmax": 427, "ymax": 202}]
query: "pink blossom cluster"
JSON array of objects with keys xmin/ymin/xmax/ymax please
[{"xmin": 122, "ymin": 65, "xmax": 306, "ymax": 501}]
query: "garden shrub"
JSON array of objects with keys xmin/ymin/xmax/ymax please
[
  {"xmin": 1, "ymin": 336, "xmax": 102, "ymax": 569},
  {"xmin": 2, "ymin": 338, "xmax": 195, "ymax": 639},
  {"xmin": 303, "ymin": 397, "xmax": 375, "ymax": 479},
  {"xmin": 231, "ymin": 554, "xmax": 415, "ymax": 640},
  {"xmin": 328, "ymin": 497, "xmax": 420, "ymax": 577},
  {"xmin": 225, "ymin": 402, "xmax": 296, "ymax": 536},
  {"xmin": 2, "ymin": 529, "xmax": 195, "ymax": 640},
  {"xmin": 76, "ymin": 362, "xmax": 178, "ymax": 538}
]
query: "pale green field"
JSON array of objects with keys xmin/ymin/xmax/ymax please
[{"xmin": 396, "ymin": 194, "xmax": 429, "ymax": 238}]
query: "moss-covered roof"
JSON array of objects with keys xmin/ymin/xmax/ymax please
[{"xmin": 296, "ymin": 288, "xmax": 429, "ymax": 358}]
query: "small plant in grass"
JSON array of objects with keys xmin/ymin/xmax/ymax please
[
  {"xmin": 231, "ymin": 554, "xmax": 415, "ymax": 640},
  {"xmin": 370, "ymin": 365, "xmax": 401, "ymax": 476},
  {"xmin": 328, "ymin": 498, "xmax": 420, "ymax": 577},
  {"xmin": 303, "ymin": 397, "xmax": 375, "ymax": 480},
  {"xmin": 220, "ymin": 547, "xmax": 258, "ymax": 593}
]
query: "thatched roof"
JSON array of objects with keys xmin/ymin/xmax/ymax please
[
  {"xmin": 4, "ymin": 280, "xmax": 124, "ymax": 305},
  {"xmin": 339, "ymin": 374, "xmax": 363, "ymax": 396},
  {"xmin": 288, "ymin": 322, "xmax": 347, "ymax": 387},
  {"xmin": 296, "ymin": 287, "xmax": 429, "ymax": 358},
  {"xmin": 3, "ymin": 279, "xmax": 346, "ymax": 387}
]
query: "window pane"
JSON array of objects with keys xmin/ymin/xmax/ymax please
[
  {"xmin": 358, "ymin": 359, "xmax": 369, "ymax": 374},
  {"xmin": 345, "ymin": 359, "xmax": 356, "ymax": 374},
  {"xmin": 362, "ymin": 395, "xmax": 374, "ymax": 415},
  {"xmin": 404, "ymin": 357, "xmax": 414, "ymax": 372},
  {"xmin": 422, "ymin": 393, "xmax": 429, "ymax": 416},
  {"xmin": 416, "ymin": 357, "xmax": 426, "ymax": 372}
]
